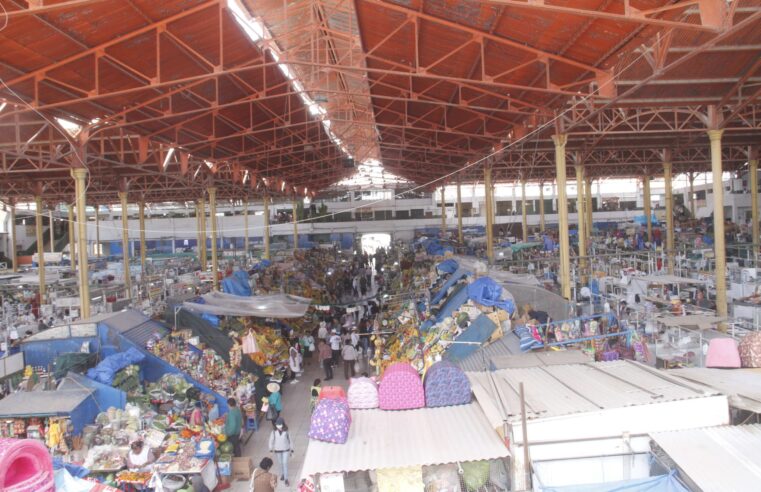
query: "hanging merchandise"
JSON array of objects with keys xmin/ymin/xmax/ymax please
[{"xmin": 241, "ymin": 330, "xmax": 259, "ymax": 354}]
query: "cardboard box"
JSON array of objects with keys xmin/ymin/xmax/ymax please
[{"xmin": 232, "ymin": 457, "xmax": 254, "ymax": 481}]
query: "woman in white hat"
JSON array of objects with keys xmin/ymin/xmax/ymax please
[{"xmin": 266, "ymin": 382, "xmax": 282, "ymax": 428}]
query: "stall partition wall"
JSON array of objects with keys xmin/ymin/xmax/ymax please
[
  {"xmin": 21, "ymin": 337, "xmax": 98, "ymax": 369},
  {"xmin": 96, "ymin": 322, "xmax": 229, "ymax": 414}
]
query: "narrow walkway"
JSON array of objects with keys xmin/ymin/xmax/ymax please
[{"xmin": 230, "ymin": 355, "xmax": 368, "ymax": 490}]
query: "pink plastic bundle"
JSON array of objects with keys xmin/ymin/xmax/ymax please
[{"xmin": 0, "ymin": 438, "xmax": 55, "ymax": 492}]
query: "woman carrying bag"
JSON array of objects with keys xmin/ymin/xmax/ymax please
[
  {"xmin": 250, "ymin": 457, "xmax": 278, "ymax": 492},
  {"xmin": 269, "ymin": 417, "xmax": 293, "ymax": 486}
]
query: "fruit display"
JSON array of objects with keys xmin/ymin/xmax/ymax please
[{"xmin": 116, "ymin": 470, "xmax": 152, "ymax": 484}]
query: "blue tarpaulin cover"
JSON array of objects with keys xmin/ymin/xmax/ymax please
[
  {"xmin": 437, "ymin": 259, "xmax": 459, "ymax": 274},
  {"xmin": 633, "ymin": 213, "xmax": 660, "ymax": 226},
  {"xmin": 466, "ymin": 277, "xmax": 516, "ymax": 314},
  {"xmin": 445, "ymin": 314, "xmax": 498, "ymax": 361},
  {"xmin": 543, "ymin": 235, "xmax": 556, "ymax": 251},
  {"xmin": 221, "ymin": 271, "xmax": 252, "ymax": 297},
  {"xmin": 431, "ymin": 268, "xmax": 471, "ymax": 305},
  {"xmin": 86, "ymin": 347, "xmax": 145, "ymax": 385}
]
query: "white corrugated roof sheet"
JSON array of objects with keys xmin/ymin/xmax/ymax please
[
  {"xmin": 651, "ymin": 425, "xmax": 761, "ymax": 492},
  {"xmin": 666, "ymin": 368, "xmax": 761, "ymax": 413},
  {"xmin": 467, "ymin": 360, "xmax": 716, "ymax": 420},
  {"xmin": 300, "ymin": 403, "xmax": 509, "ymax": 477}
]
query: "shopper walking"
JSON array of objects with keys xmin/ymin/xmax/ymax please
[
  {"xmin": 318, "ymin": 340, "xmax": 333, "ymax": 380},
  {"xmin": 310, "ymin": 379, "xmax": 322, "ymax": 413},
  {"xmin": 250, "ymin": 457, "xmax": 278, "ymax": 492},
  {"xmin": 342, "ymin": 339, "xmax": 357, "ymax": 379},
  {"xmin": 223, "ymin": 397, "xmax": 243, "ymax": 457},
  {"xmin": 269, "ymin": 417, "xmax": 293, "ymax": 486},
  {"xmin": 329, "ymin": 329, "xmax": 341, "ymax": 365},
  {"xmin": 266, "ymin": 382, "xmax": 283, "ymax": 428}
]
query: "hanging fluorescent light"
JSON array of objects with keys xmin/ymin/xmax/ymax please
[
  {"xmin": 243, "ymin": 170, "xmax": 250, "ymax": 184},
  {"xmin": 281, "ymin": 180, "xmax": 286, "ymax": 192},
  {"xmin": 163, "ymin": 147, "xmax": 176, "ymax": 170},
  {"xmin": 0, "ymin": 102, "xmax": 6, "ymax": 113},
  {"xmin": 193, "ymin": 165, "xmax": 202, "ymax": 179}
]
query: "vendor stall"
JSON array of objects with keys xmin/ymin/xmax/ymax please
[
  {"xmin": 300, "ymin": 403, "xmax": 510, "ymax": 491},
  {"xmin": 466, "ymin": 360, "xmax": 730, "ymax": 491}
]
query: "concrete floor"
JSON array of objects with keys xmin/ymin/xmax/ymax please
[{"xmin": 229, "ymin": 353, "xmax": 367, "ymax": 491}]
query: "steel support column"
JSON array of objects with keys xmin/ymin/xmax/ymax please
[
  {"xmin": 750, "ymin": 156, "xmax": 759, "ymax": 255},
  {"xmin": 35, "ymin": 196, "xmax": 46, "ymax": 302},
  {"xmin": 9, "ymin": 204, "xmax": 17, "ymax": 272},
  {"xmin": 68, "ymin": 206, "xmax": 76, "ymax": 272},
  {"xmin": 293, "ymin": 199, "xmax": 299, "ymax": 250},
  {"xmin": 139, "ymin": 200, "xmax": 146, "ymax": 277},
  {"xmin": 521, "ymin": 180, "xmax": 528, "ymax": 242},
  {"xmin": 118, "ymin": 191, "xmax": 132, "ymax": 301},
  {"xmin": 199, "ymin": 195, "xmax": 207, "ymax": 268},
  {"xmin": 553, "ymin": 134, "xmax": 572, "ymax": 300},
  {"xmin": 95, "ymin": 206, "xmax": 100, "ymax": 257},
  {"xmin": 243, "ymin": 198, "xmax": 249, "ymax": 259},
  {"xmin": 456, "ymin": 180, "xmax": 463, "ymax": 244},
  {"xmin": 72, "ymin": 168, "xmax": 90, "ymax": 318},
  {"xmin": 664, "ymin": 161, "xmax": 675, "ymax": 274},
  {"xmin": 208, "ymin": 186, "xmax": 219, "ymax": 291},
  {"xmin": 643, "ymin": 176, "xmax": 652, "ymax": 242},
  {"xmin": 585, "ymin": 176, "xmax": 593, "ymax": 239},
  {"xmin": 575, "ymin": 164, "xmax": 587, "ymax": 272},
  {"xmin": 263, "ymin": 194, "xmax": 271, "ymax": 260},
  {"xmin": 48, "ymin": 210, "xmax": 55, "ymax": 253},
  {"xmin": 539, "ymin": 182, "xmax": 545, "ymax": 233},
  {"xmin": 485, "ymin": 165, "xmax": 495, "ymax": 264},
  {"xmin": 709, "ymin": 130, "xmax": 727, "ymax": 318},
  {"xmin": 689, "ymin": 173, "xmax": 697, "ymax": 220},
  {"xmin": 440, "ymin": 187, "xmax": 447, "ymax": 238}
]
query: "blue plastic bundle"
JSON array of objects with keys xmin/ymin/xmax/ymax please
[
  {"xmin": 466, "ymin": 277, "xmax": 516, "ymax": 314},
  {"xmin": 86, "ymin": 347, "xmax": 145, "ymax": 385},
  {"xmin": 436, "ymin": 259, "xmax": 459, "ymax": 274}
]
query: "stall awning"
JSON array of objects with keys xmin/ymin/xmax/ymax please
[
  {"xmin": 182, "ymin": 291, "xmax": 311, "ymax": 318},
  {"xmin": 300, "ymin": 403, "xmax": 508, "ymax": 478},
  {"xmin": 651, "ymin": 425, "xmax": 761, "ymax": 491},
  {"xmin": 0, "ymin": 389, "xmax": 91, "ymax": 417}
]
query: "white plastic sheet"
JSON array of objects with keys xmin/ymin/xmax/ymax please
[{"xmin": 182, "ymin": 291, "xmax": 312, "ymax": 318}]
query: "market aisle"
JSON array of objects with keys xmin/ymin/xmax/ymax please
[{"xmin": 230, "ymin": 355, "xmax": 358, "ymax": 491}]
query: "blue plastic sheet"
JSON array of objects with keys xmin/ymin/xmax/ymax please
[
  {"xmin": 466, "ymin": 277, "xmax": 516, "ymax": 314},
  {"xmin": 445, "ymin": 314, "xmax": 497, "ymax": 361},
  {"xmin": 86, "ymin": 347, "xmax": 145, "ymax": 385},
  {"xmin": 633, "ymin": 213, "xmax": 660, "ymax": 226},
  {"xmin": 221, "ymin": 272, "xmax": 252, "ymax": 297},
  {"xmin": 201, "ymin": 312, "xmax": 220, "ymax": 326},
  {"xmin": 431, "ymin": 268, "xmax": 471, "ymax": 305},
  {"xmin": 437, "ymin": 259, "xmax": 459, "ymax": 274},
  {"xmin": 543, "ymin": 235, "xmax": 556, "ymax": 251},
  {"xmin": 53, "ymin": 457, "xmax": 89, "ymax": 478}
]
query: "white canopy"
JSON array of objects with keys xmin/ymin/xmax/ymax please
[
  {"xmin": 300, "ymin": 404, "xmax": 509, "ymax": 478},
  {"xmin": 182, "ymin": 291, "xmax": 311, "ymax": 318}
]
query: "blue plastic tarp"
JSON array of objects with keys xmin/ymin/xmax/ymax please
[
  {"xmin": 53, "ymin": 457, "xmax": 89, "ymax": 478},
  {"xmin": 221, "ymin": 272, "xmax": 252, "ymax": 297},
  {"xmin": 445, "ymin": 314, "xmax": 497, "ymax": 361},
  {"xmin": 86, "ymin": 347, "xmax": 145, "ymax": 385},
  {"xmin": 466, "ymin": 277, "xmax": 516, "ymax": 314},
  {"xmin": 432, "ymin": 268, "xmax": 471, "ymax": 305},
  {"xmin": 633, "ymin": 213, "xmax": 660, "ymax": 226},
  {"xmin": 543, "ymin": 235, "xmax": 556, "ymax": 251},
  {"xmin": 539, "ymin": 471, "xmax": 689, "ymax": 492},
  {"xmin": 437, "ymin": 259, "xmax": 459, "ymax": 275}
]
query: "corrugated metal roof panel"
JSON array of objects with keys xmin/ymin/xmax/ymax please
[
  {"xmin": 666, "ymin": 367, "xmax": 761, "ymax": 413},
  {"xmin": 122, "ymin": 320, "xmax": 169, "ymax": 347},
  {"xmin": 467, "ymin": 361, "xmax": 714, "ymax": 421},
  {"xmin": 457, "ymin": 333, "xmax": 522, "ymax": 372},
  {"xmin": 300, "ymin": 403, "xmax": 509, "ymax": 477},
  {"xmin": 0, "ymin": 389, "xmax": 91, "ymax": 417},
  {"xmin": 651, "ymin": 425, "xmax": 761, "ymax": 492}
]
